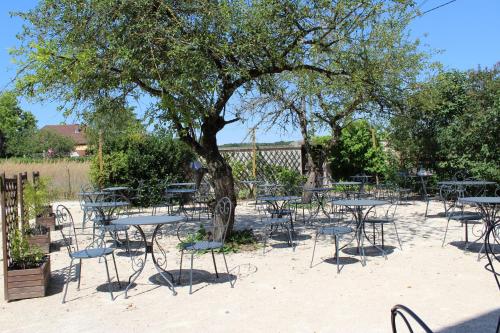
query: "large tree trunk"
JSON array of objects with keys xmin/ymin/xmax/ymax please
[
  {"xmin": 294, "ymin": 100, "xmax": 321, "ymax": 203},
  {"xmin": 204, "ymin": 148, "xmax": 237, "ymax": 235}
]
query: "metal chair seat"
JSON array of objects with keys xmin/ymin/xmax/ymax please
[
  {"xmin": 264, "ymin": 217, "xmax": 290, "ymax": 225},
  {"xmin": 183, "ymin": 241, "xmax": 223, "ymax": 251},
  {"xmin": 268, "ymin": 209, "xmax": 294, "ymax": 216},
  {"xmin": 319, "ymin": 226, "xmax": 353, "ymax": 235},
  {"xmin": 447, "ymin": 213, "xmax": 482, "ymax": 221},
  {"xmin": 365, "ymin": 217, "xmax": 394, "ymax": 224},
  {"xmin": 71, "ymin": 247, "xmax": 115, "ymax": 259},
  {"xmin": 101, "ymin": 224, "xmax": 130, "ymax": 232}
]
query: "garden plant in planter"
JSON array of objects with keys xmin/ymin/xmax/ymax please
[
  {"xmin": 6, "ymin": 229, "xmax": 51, "ymax": 301},
  {"xmin": 24, "ymin": 224, "xmax": 51, "ymax": 254},
  {"xmin": 24, "ymin": 178, "xmax": 56, "ymax": 231}
]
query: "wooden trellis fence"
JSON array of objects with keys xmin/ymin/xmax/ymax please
[
  {"xmin": 1, "ymin": 171, "xmax": 41, "ymax": 300},
  {"xmin": 220, "ymin": 145, "xmax": 303, "ymax": 181},
  {"xmin": 1, "ymin": 173, "xmax": 19, "ymax": 300}
]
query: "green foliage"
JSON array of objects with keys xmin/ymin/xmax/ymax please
[
  {"xmin": 37, "ymin": 129, "xmax": 75, "ymax": 157},
  {"xmin": 10, "ymin": 228, "xmax": 46, "ymax": 269},
  {"xmin": 23, "ymin": 177, "xmax": 53, "ymax": 220},
  {"xmin": 316, "ymin": 120, "xmax": 390, "ymax": 179},
  {"xmin": 90, "ymin": 132, "xmax": 194, "ymax": 204},
  {"xmin": 275, "ymin": 167, "xmax": 306, "ymax": 193},
  {"xmin": 83, "ymin": 97, "xmax": 145, "ymax": 154},
  {"xmin": 178, "ymin": 226, "xmax": 258, "ymax": 254},
  {"xmin": 0, "ymin": 91, "xmax": 38, "ymax": 158},
  {"xmin": 389, "ymin": 65, "xmax": 500, "ymax": 181}
]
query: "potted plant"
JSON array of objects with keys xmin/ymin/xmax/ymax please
[
  {"xmin": 6, "ymin": 229, "xmax": 50, "ymax": 301},
  {"xmin": 24, "ymin": 178, "xmax": 56, "ymax": 231},
  {"xmin": 24, "ymin": 224, "xmax": 51, "ymax": 254}
]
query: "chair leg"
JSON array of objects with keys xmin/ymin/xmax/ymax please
[
  {"xmin": 310, "ymin": 230, "xmax": 319, "ymax": 268},
  {"xmin": 286, "ymin": 224, "xmax": 295, "ymax": 252},
  {"xmin": 77, "ymin": 259, "xmax": 82, "ymax": 291},
  {"xmin": 262, "ymin": 227, "xmax": 269, "ymax": 255},
  {"xmin": 442, "ymin": 217, "xmax": 452, "ymax": 247},
  {"xmin": 178, "ymin": 249, "xmax": 184, "ymax": 284},
  {"xmin": 189, "ymin": 252, "xmax": 194, "ymax": 295},
  {"xmin": 211, "ymin": 249, "xmax": 219, "ymax": 278},
  {"xmin": 222, "ymin": 252, "xmax": 233, "ymax": 288},
  {"xmin": 335, "ymin": 235, "xmax": 340, "ymax": 274},
  {"xmin": 425, "ymin": 200, "xmax": 429, "ymax": 219},
  {"xmin": 111, "ymin": 252, "xmax": 121, "ymax": 288},
  {"xmin": 62, "ymin": 258, "xmax": 74, "ymax": 304},
  {"xmin": 393, "ymin": 222, "xmax": 403, "ymax": 250},
  {"xmin": 103, "ymin": 256, "xmax": 114, "ymax": 301}
]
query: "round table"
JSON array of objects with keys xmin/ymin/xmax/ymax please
[
  {"xmin": 303, "ymin": 187, "xmax": 335, "ymax": 222},
  {"xmin": 331, "ymin": 199, "xmax": 388, "ymax": 266},
  {"xmin": 458, "ymin": 197, "xmax": 500, "ymax": 228},
  {"xmin": 459, "ymin": 197, "xmax": 500, "ymax": 288},
  {"xmin": 331, "ymin": 181, "xmax": 363, "ymax": 198},
  {"xmin": 113, "ymin": 215, "xmax": 185, "ymax": 298},
  {"xmin": 82, "ymin": 201, "xmax": 129, "ymax": 223},
  {"xmin": 165, "ymin": 188, "xmax": 198, "ymax": 217},
  {"xmin": 103, "ymin": 186, "xmax": 130, "ymax": 192},
  {"xmin": 258, "ymin": 195, "xmax": 301, "ymax": 230}
]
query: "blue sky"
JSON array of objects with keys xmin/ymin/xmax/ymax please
[{"xmin": 1, "ymin": 0, "xmax": 499, "ymax": 144}]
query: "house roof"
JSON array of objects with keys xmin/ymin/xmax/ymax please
[{"xmin": 40, "ymin": 124, "xmax": 87, "ymax": 145}]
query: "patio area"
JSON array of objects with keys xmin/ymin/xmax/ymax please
[{"xmin": 1, "ymin": 199, "xmax": 498, "ymax": 333}]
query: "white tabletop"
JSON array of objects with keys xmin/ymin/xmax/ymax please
[
  {"xmin": 258, "ymin": 196, "xmax": 301, "ymax": 201},
  {"xmin": 168, "ymin": 182, "xmax": 196, "ymax": 187},
  {"xmin": 303, "ymin": 187, "xmax": 334, "ymax": 192},
  {"xmin": 332, "ymin": 199, "xmax": 388, "ymax": 207},
  {"xmin": 104, "ymin": 186, "xmax": 130, "ymax": 191},
  {"xmin": 82, "ymin": 201, "xmax": 129, "ymax": 208},
  {"xmin": 166, "ymin": 188, "xmax": 197, "ymax": 194},
  {"xmin": 331, "ymin": 182, "xmax": 362, "ymax": 186},
  {"xmin": 437, "ymin": 180, "xmax": 496, "ymax": 186},
  {"xmin": 113, "ymin": 215, "xmax": 185, "ymax": 226},
  {"xmin": 458, "ymin": 197, "xmax": 500, "ymax": 204}
]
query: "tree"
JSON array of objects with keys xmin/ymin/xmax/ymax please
[
  {"xmin": 82, "ymin": 96, "xmax": 145, "ymax": 154},
  {"xmin": 37, "ymin": 129, "xmax": 75, "ymax": 157},
  {"xmin": 14, "ymin": 0, "xmax": 421, "ymax": 233},
  {"xmin": 0, "ymin": 91, "xmax": 37, "ymax": 157},
  {"xmin": 389, "ymin": 65, "xmax": 500, "ymax": 181},
  {"xmin": 315, "ymin": 120, "xmax": 389, "ymax": 180}
]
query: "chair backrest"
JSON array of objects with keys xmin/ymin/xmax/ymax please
[
  {"xmin": 391, "ymin": 304, "xmax": 433, "ymax": 333},
  {"xmin": 210, "ymin": 197, "xmax": 233, "ymax": 244},
  {"xmin": 56, "ymin": 205, "xmax": 79, "ymax": 256}
]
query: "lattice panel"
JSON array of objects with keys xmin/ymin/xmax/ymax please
[
  {"xmin": 19, "ymin": 173, "xmax": 28, "ymax": 226},
  {"xmin": 221, "ymin": 147, "xmax": 302, "ymax": 182},
  {"xmin": 1, "ymin": 175, "xmax": 19, "ymax": 268}
]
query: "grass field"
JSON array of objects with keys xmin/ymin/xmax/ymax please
[{"xmin": 0, "ymin": 159, "xmax": 91, "ymax": 199}]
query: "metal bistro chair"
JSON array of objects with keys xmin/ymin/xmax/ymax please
[
  {"xmin": 485, "ymin": 220, "xmax": 500, "ymax": 290},
  {"xmin": 391, "ymin": 304, "xmax": 433, "ymax": 333},
  {"xmin": 441, "ymin": 194, "xmax": 483, "ymax": 250},
  {"xmin": 310, "ymin": 203, "xmax": 355, "ymax": 273},
  {"xmin": 177, "ymin": 197, "xmax": 234, "ymax": 294},
  {"xmin": 364, "ymin": 190, "xmax": 403, "ymax": 250},
  {"xmin": 56, "ymin": 205, "xmax": 121, "ymax": 303},
  {"xmin": 260, "ymin": 197, "xmax": 296, "ymax": 254}
]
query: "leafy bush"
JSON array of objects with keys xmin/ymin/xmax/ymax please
[
  {"xmin": 10, "ymin": 229, "xmax": 46, "ymax": 269},
  {"xmin": 23, "ymin": 177, "xmax": 54, "ymax": 220},
  {"xmin": 90, "ymin": 132, "xmax": 195, "ymax": 204},
  {"xmin": 389, "ymin": 66, "xmax": 500, "ymax": 181},
  {"xmin": 314, "ymin": 120, "xmax": 390, "ymax": 180}
]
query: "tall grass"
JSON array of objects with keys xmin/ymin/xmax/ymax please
[{"xmin": 0, "ymin": 159, "xmax": 90, "ymax": 199}]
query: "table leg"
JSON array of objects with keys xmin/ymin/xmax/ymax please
[
  {"xmin": 125, "ymin": 225, "xmax": 148, "ymax": 298},
  {"xmin": 151, "ymin": 224, "xmax": 177, "ymax": 295}
]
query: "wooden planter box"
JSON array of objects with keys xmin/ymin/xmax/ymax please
[
  {"xmin": 6, "ymin": 259, "xmax": 51, "ymax": 301},
  {"xmin": 27, "ymin": 232, "xmax": 51, "ymax": 254},
  {"xmin": 35, "ymin": 213, "xmax": 56, "ymax": 231}
]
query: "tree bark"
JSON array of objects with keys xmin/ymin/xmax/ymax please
[{"xmin": 203, "ymin": 147, "xmax": 237, "ymax": 236}]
